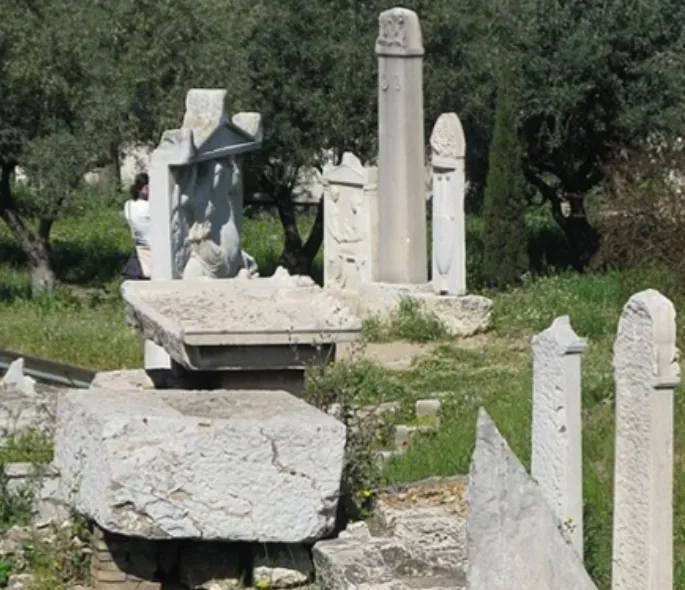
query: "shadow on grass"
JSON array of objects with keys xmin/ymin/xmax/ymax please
[{"xmin": 0, "ymin": 235, "xmax": 129, "ymax": 289}]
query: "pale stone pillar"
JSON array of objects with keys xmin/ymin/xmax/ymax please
[
  {"xmin": 375, "ymin": 7, "xmax": 427, "ymax": 284},
  {"xmin": 531, "ymin": 315, "xmax": 586, "ymax": 559},
  {"xmin": 322, "ymin": 153, "xmax": 377, "ymax": 291},
  {"xmin": 145, "ymin": 129, "xmax": 195, "ymax": 371},
  {"xmin": 430, "ymin": 113, "xmax": 466, "ymax": 295},
  {"xmin": 612, "ymin": 289, "xmax": 679, "ymax": 590}
]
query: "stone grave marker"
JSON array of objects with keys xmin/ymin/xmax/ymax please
[
  {"xmin": 612, "ymin": 289, "xmax": 679, "ymax": 590},
  {"xmin": 531, "ymin": 315, "xmax": 586, "ymax": 558}
]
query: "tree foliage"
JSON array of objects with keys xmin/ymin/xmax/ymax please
[
  {"xmin": 2, "ymin": 0, "xmax": 685, "ymax": 288},
  {"xmin": 482, "ymin": 61, "xmax": 529, "ymax": 289},
  {"xmin": 507, "ymin": 0, "xmax": 685, "ymax": 265}
]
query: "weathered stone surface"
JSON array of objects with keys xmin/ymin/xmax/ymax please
[
  {"xmin": 430, "ymin": 113, "xmax": 466, "ymax": 297},
  {"xmin": 329, "ymin": 283, "xmax": 491, "ymax": 337},
  {"xmin": 612, "ymin": 290, "xmax": 679, "ymax": 590},
  {"xmin": 54, "ymin": 388, "xmax": 346, "ymax": 542},
  {"xmin": 182, "ymin": 89, "xmax": 230, "ymax": 146},
  {"xmin": 0, "ymin": 375, "xmax": 60, "ymax": 439},
  {"xmin": 3, "ymin": 463, "xmax": 68, "ymax": 527},
  {"xmin": 313, "ymin": 477, "xmax": 467, "ymax": 590},
  {"xmin": 531, "ymin": 316, "xmax": 586, "ymax": 557},
  {"xmin": 323, "ymin": 152, "xmax": 377, "ymax": 291},
  {"xmin": 467, "ymin": 409, "xmax": 597, "ymax": 590},
  {"xmin": 90, "ymin": 369, "xmax": 155, "ymax": 391},
  {"xmin": 123, "ymin": 275, "xmax": 361, "ymax": 370},
  {"xmin": 1, "ymin": 358, "xmax": 37, "ymax": 397},
  {"xmin": 252, "ymin": 543, "xmax": 314, "ymax": 588},
  {"xmin": 375, "ymin": 7, "xmax": 427, "ymax": 284},
  {"xmin": 415, "ymin": 399, "xmax": 441, "ymax": 424}
]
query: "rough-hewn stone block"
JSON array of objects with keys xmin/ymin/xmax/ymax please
[{"xmin": 55, "ymin": 388, "xmax": 346, "ymax": 542}]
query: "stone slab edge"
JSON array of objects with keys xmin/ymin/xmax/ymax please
[{"xmin": 327, "ymin": 284, "xmax": 492, "ymax": 337}]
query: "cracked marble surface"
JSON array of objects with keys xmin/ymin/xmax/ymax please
[{"xmin": 54, "ymin": 387, "xmax": 346, "ymax": 542}]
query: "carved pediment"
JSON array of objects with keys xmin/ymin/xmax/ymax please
[{"xmin": 190, "ymin": 120, "xmax": 262, "ymax": 164}]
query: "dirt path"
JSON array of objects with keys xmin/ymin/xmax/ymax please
[
  {"xmin": 337, "ymin": 332, "xmax": 530, "ymax": 370},
  {"xmin": 339, "ymin": 341, "xmax": 440, "ymax": 369}
]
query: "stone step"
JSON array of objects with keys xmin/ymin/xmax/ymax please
[{"xmin": 313, "ymin": 476, "xmax": 468, "ymax": 590}]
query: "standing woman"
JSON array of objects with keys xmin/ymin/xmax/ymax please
[{"xmin": 121, "ymin": 172, "xmax": 152, "ymax": 280}]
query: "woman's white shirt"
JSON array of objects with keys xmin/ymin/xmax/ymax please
[{"xmin": 123, "ymin": 199, "xmax": 151, "ymax": 248}]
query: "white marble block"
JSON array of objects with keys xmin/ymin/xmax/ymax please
[
  {"xmin": 468, "ymin": 409, "xmax": 597, "ymax": 590},
  {"xmin": 375, "ymin": 8, "xmax": 427, "ymax": 284},
  {"xmin": 123, "ymin": 273, "xmax": 362, "ymax": 370},
  {"xmin": 54, "ymin": 387, "xmax": 346, "ymax": 542},
  {"xmin": 531, "ymin": 316, "xmax": 586, "ymax": 558},
  {"xmin": 430, "ymin": 113, "xmax": 466, "ymax": 296},
  {"xmin": 611, "ymin": 290, "xmax": 679, "ymax": 590},
  {"xmin": 323, "ymin": 152, "xmax": 378, "ymax": 290}
]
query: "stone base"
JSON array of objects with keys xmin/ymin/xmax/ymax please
[
  {"xmin": 327, "ymin": 283, "xmax": 492, "ymax": 337},
  {"xmin": 313, "ymin": 476, "xmax": 468, "ymax": 590},
  {"xmin": 91, "ymin": 526, "xmax": 163, "ymax": 590}
]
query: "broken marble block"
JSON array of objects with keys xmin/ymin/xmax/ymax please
[
  {"xmin": 121, "ymin": 275, "xmax": 362, "ymax": 370},
  {"xmin": 54, "ymin": 387, "xmax": 346, "ymax": 543},
  {"xmin": 468, "ymin": 409, "xmax": 597, "ymax": 590}
]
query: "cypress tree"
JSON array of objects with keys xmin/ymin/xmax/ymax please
[{"xmin": 482, "ymin": 59, "xmax": 529, "ymax": 289}]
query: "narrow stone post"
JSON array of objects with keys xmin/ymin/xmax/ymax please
[
  {"xmin": 375, "ymin": 7, "xmax": 427, "ymax": 284},
  {"xmin": 430, "ymin": 113, "xmax": 466, "ymax": 295},
  {"xmin": 612, "ymin": 289, "xmax": 679, "ymax": 590},
  {"xmin": 531, "ymin": 315, "xmax": 586, "ymax": 559}
]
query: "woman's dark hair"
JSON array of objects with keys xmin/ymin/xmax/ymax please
[{"xmin": 130, "ymin": 172, "xmax": 149, "ymax": 200}]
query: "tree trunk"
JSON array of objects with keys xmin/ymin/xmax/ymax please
[
  {"xmin": 0, "ymin": 164, "xmax": 57, "ymax": 294},
  {"xmin": 550, "ymin": 196, "xmax": 600, "ymax": 270},
  {"xmin": 111, "ymin": 143, "xmax": 122, "ymax": 192},
  {"xmin": 274, "ymin": 187, "xmax": 325, "ymax": 276}
]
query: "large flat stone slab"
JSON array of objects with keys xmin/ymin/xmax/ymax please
[
  {"xmin": 54, "ymin": 387, "xmax": 346, "ymax": 542},
  {"xmin": 122, "ymin": 272, "xmax": 362, "ymax": 370}
]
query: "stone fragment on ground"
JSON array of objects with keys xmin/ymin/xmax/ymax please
[
  {"xmin": 1, "ymin": 358, "xmax": 37, "ymax": 397},
  {"xmin": 313, "ymin": 477, "xmax": 467, "ymax": 590},
  {"xmin": 0, "ymin": 359, "xmax": 59, "ymax": 436},
  {"xmin": 252, "ymin": 543, "xmax": 314, "ymax": 588},
  {"xmin": 468, "ymin": 409, "xmax": 597, "ymax": 590},
  {"xmin": 55, "ymin": 387, "xmax": 346, "ymax": 543}
]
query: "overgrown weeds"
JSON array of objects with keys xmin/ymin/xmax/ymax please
[
  {"xmin": 23, "ymin": 515, "xmax": 91, "ymax": 590},
  {"xmin": 361, "ymin": 298, "xmax": 450, "ymax": 343},
  {"xmin": 305, "ymin": 360, "xmax": 384, "ymax": 522},
  {"xmin": 0, "ymin": 429, "xmax": 53, "ymax": 465}
]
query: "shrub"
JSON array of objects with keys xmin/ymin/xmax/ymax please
[
  {"xmin": 304, "ymin": 359, "xmax": 385, "ymax": 523},
  {"xmin": 591, "ymin": 143, "xmax": 685, "ymax": 284}
]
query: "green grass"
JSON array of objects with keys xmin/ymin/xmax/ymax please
[
  {"xmin": 0, "ymin": 202, "xmax": 319, "ymax": 369},
  {"xmin": 1, "ymin": 199, "xmax": 684, "ymax": 588},
  {"xmin": 361, "ymin": 297, "xmax": 450, "ymax": 343}
]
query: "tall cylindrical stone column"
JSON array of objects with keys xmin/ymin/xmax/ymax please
[{"xmin": 375, "ymin": 7, "xmax": 427, "ymax": 284}]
